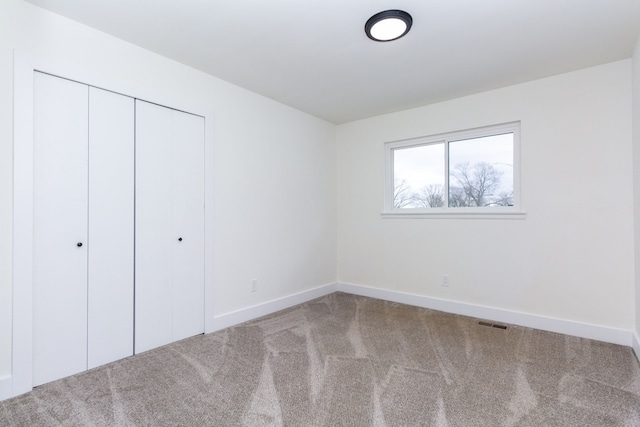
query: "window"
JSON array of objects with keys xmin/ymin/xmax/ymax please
[{"xmin": 384, "ymin": 122, "xmax": 523, "ymax": 218}]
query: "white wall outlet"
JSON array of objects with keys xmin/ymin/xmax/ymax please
[
  {"xmin": 441, "ymin": 274, "xmax": 449, "ymax": 287},
  {"xmin": 251, "ymin": 279, "xmax": 258, "ymax": 293}
]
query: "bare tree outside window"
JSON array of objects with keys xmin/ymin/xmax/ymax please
[
  {"xmin": 450, "ymin": 161, "xmax": 503, "ymax": 207},
  {"xmin": 413, "ymin": 184, "xmax": 445, "ymax": 208},
  {"xmin": 393, "ymin": 179, "xmax": 414, "ymax": 209},
  {"xmin": 409, "ymin": 164, "xmax": 513, "ymax": 207},
  {"xmin": 448, "ymin": 185, "xmax": 467, "ymax": 208}
]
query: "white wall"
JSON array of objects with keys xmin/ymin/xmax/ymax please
[
  {"xmin": 633, "ymin": 37, "xmax": 640, "ymax": 345},
  {"xmin": 337, "ymin": 60, "xmax": 634, "ymax": 332},
  {"xmin": 0, "ymin": 0, "xmax": 336, "ymax": 384}
]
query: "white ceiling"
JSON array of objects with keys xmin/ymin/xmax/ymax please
[{"xmin": 25, "ymin": 0, "xmax": 640, "ymax": 124}]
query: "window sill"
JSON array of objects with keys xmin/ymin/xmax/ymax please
[{"xmin": 381, "ymin": 211, "xmax": 527, "ymax": 220}]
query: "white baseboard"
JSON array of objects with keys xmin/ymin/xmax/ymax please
[
  {"xmin": 0, "ymin": 375, "xmax": 12, "ymax": 401},
  {"xmin": 336, "ymin": 282, "xmax": 633, "ymax": 347},
  {"xmin": 209, "ymin": 283, "xmax": 337, "ymax": 332},
  {"xmin": 207, "ymin": 281, "xmax": 633, "ymax": 348}
]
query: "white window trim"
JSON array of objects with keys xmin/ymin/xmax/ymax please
[{"xmin": 382, "ymin": 122, "xmax": 525, "ymax": 219}]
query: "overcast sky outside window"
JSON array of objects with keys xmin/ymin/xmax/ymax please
[{"xmin": 394, "ymin": 133, "xmax": 513, "ymax": 196}]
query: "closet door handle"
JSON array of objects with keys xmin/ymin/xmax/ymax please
[
  {"xmin": 77, "ymin": 242, "xmax": 83, "ymax": 247},
  {"xmin": 178, "ymin": 237, "xmax": 183, "ymax": 242}
]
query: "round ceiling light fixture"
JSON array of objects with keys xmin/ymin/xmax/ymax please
[{"xmin": 365, "ymin": 9, "xmax": 413, "ymax": 42}]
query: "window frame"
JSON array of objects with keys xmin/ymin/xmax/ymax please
[{"xmin": 383, "ymin": 122, "xmax": 525, "ymax": 219}]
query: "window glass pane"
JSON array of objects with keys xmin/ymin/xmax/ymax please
[
  {"xmin": 448, "ymin": 133, "xmax": 513, "ymax": 207},
  {"xmin": 393, "ymin": 143, "xmax": 445, "ymax": 208}
]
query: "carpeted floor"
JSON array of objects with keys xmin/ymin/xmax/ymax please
[{"xmin": 2, "ymin": 292, "xmax": 640, "ymax": 426}]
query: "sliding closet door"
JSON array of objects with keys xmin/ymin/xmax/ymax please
[
  {"xmin": 87, "ymin": 87, "xmax": 135, "ymax": 369},
  {"xmin": 172, "ymin": 110, "xmax": 205, "ymax": 342},
  {"xmin": 135, "ymin": 101, "xmax": 174, "ymax": 353},
  {"xmin": 33, "ymin": 73, "xmax": 89, "ymax": 386},
  {"xmin": 135, "ymin": 100, "xmax": 205, "ymax": 353}
]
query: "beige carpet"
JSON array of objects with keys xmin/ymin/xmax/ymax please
[{"xmin": 2, "ymin": 292, "xmax": 640, "ymax": 426}]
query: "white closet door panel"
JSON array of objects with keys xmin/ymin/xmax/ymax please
[
  {"xmin": 135, "ymin": 100, "xmax": 174, "ymax": 353},
  {"xmin": 172, "ymin": 111, "xmax": 205, "ymax": 341},
  {"xmin": 33, "ymin": 72, "xmax": 88, "ymax": 386},
  {"xmin": 87, "ymin": 87, "xmax": 135, "ymax": 369}
]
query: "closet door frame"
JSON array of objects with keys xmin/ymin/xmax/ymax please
[{"xmin": 10, "ymin": 52, "xmax": 214, "ymax": 400}]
